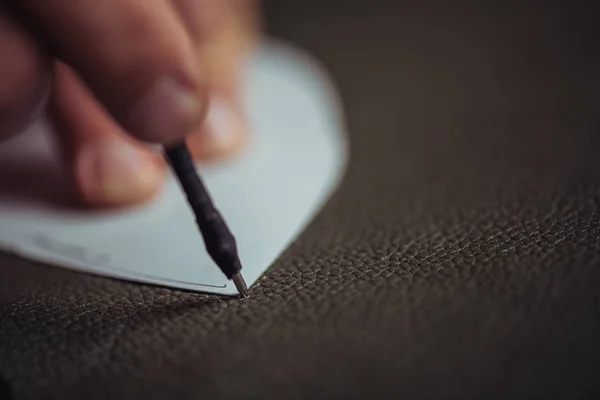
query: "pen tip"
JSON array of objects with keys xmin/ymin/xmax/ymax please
[{"xmin": 232, "ymin": 273, "xmax": 249, "ymax": 298}]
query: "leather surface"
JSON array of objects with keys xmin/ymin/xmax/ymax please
[{"xmin": 1, "ymin": 2, "xmax": 600, "ymax": 399}]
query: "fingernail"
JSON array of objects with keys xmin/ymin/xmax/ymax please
[
  {"xmin": 76, "ymin": 138, "xmax": 163, "ymax": 207},
  {"xmin": 186, "ymin": 98, "xmax": 246, "ymax": 159},
  {"xmin": 126, "ymin": 75, "xmax": 204, "ymax": 143},
  {"xmin": 206, "ymin": 98, "xmax": 236, "ymax": 146}
]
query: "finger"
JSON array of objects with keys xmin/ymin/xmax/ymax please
[
  {"xmin": 171, "ymin": 0, "xmax": 259, "ymax": 159},
  {"xmin": 185, "ymin": 96, "xmax": 247, "ymax": 160},
  {"xmin": 49, "ymin": 61, "xmax": 165, "ymax": 208},
  {"xmin": 0, "ymin": 11, "xmax": 50, "ymax": 140},
  {"xmin": 14, "ymin": 0, "xmax": 208, "ymax": 144},
  {"xmin": 197, "ymin": 0, "xmax": 259, "ymax": 86},
  {"xmin": 173, "ymin": 0, "xmax": 230, "ymax": 41}
]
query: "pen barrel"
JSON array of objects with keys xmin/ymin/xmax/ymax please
[{"xmin": 164, "ymin": 142, "xmax": 242, "ymax": 279}]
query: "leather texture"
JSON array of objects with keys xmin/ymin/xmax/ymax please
[{"xmin": 1, "ymin": 1, "xmax": 600, "ymax": 399}]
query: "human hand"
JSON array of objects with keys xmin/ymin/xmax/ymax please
[{"xmin": 0, "ymin": 0, "xmax": 259, "ymax": 208}]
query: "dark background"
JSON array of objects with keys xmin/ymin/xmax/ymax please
[{"xmin": 2, "ymin": 1, "xmax": 600, "ymax": 399}]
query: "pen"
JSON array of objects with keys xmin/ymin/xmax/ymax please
[{"xmin": 163, "ymin": 141, "xmax": 249, "ymax": 298}]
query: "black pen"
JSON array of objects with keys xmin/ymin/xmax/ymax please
[{"xmin": 163, "ymin": 141, "xmax": 248, "ymax": 298}]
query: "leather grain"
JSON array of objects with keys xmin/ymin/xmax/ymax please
[{"xmin": 2, "ymin": 1, "xmax": 600, "ymax": 399}]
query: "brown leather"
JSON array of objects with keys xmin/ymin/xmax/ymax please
[{"xmin": 2, "ymin": 2, "xmax": 600, "ymax": 399}]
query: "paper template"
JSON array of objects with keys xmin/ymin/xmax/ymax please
[{"xmin": 0, "ymin": 40, "xmax": 348, "ymax": 295}]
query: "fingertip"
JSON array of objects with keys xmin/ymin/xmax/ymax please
[
  {"xmin": 186, "ymin": 97, "xmax": 247, "ymax": 160},
  {"xmin": 125, "ymin": 72, "xmax": 209, "ymax": 145},
  {"xmin": 73, "ymin": 137, "xmax": 165, "ymax": 208},
  {"xmin": 50, "ymin": 61, "xmax": 166, "ymax": 209}
]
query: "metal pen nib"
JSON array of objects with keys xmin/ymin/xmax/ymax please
[{"xmin": 232, "ymin": 273, "xmax": 249, "ymax": 298}]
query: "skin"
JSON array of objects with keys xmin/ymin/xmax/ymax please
[{"xmin": 0, "ymin": 0, "xmax": 259, "ymax": 208}]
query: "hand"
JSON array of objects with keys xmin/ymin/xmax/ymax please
[{"xmin": 0, "ymin": 0, "xmax": 259, "ymax": 208}]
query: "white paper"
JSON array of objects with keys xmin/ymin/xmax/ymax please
[{"xmin": 0, "ymin": 40, "xmax": 348, "ymax": 296}]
